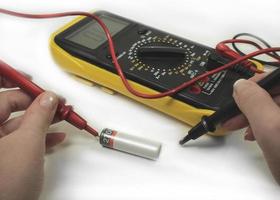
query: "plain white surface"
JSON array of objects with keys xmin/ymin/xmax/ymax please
[{"xmin": 0, "ymin": 0, "xmax": 280, "ymax": 199}]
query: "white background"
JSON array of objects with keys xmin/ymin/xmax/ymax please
[{"xmin": 0, "ymin": 0, "xmax": 280, "ymax": 199}]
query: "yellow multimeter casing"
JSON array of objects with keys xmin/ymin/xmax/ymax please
[{"xmin": 49, "ymin": 11, "xmax": 263, "ymax": 136}]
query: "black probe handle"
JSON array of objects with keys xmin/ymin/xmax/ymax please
[
  {"xmin": 180, "ymin": 68, "xmax": 280, "ymax": 144},
  {"xmin": 209, "ymin": 68, "xmax": 280, "ymax": 131}
]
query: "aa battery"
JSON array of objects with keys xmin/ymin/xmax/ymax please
[{"xmin": 99, "ymin": 128, "xmax": 162, "ymax": 160}]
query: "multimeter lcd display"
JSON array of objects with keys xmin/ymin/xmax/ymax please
[{"xmin": 66, "ymin": 15, "xmax": 129, "ymax": 50}]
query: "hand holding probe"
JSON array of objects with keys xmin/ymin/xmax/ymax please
[
  {"xmin": 0, "ymin": 59, "xmax": 99, "ymax": 136},
  {"xmin": 180, "ymin": 67, "xmax": 280, "ymax": 145},
  {"xmin": 0, "ymin": 60, "xmax": 162, "ymax": 160}
]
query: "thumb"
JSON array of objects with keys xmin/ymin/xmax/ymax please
[
  {"xmin": 233, "ymin": 79, "xmax": 280, "ymax": 146},
  {"xmin": 19, "ymin": 92, "xmax": 59, "ymax": 138}
]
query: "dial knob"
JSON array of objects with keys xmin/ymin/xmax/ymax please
[{"xmin": 128, "ymin": 36, "xmax": 194, "ymax": 79}]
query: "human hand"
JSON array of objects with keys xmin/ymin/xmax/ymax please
[
  {"xmin": 222, "ymin": 74, "xmax": 280, "ymax": 184},
  {"xmin": 0, "ymin": 76, "xmax": 66, "ymax": 200}
]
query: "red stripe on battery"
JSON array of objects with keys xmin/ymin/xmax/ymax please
[{"xmin": 108, "ymin": 131, "xmax": 118, "ymax": 148}]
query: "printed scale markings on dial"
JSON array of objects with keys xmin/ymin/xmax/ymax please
[{"xmin": 128, "ymin": 35, "xmax": 194, "ymax": 79}]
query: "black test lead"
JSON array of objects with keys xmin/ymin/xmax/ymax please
[{"xmin": 180, "ymin": 68, "xmax": 280, "ymax": 145}]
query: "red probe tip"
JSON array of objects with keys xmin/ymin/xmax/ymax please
[{"xmin": 85, "ymin": 125, "xmax": 99, "ymax": 137}]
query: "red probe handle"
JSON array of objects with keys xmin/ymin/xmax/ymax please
[
  {"xmin": 216, "ymin": 43, "xmax": 253, "ymax": 68},
  {"xmin": 216, "ymin": 43, "xmax": 240, "ymax": 59},
  {"xmin": 0, "ymin": 59, "xmax": 88, "ymax": 130},
  {"xmin": 0, "ymin": 59, "xmax": 44, "ymax": 97}
]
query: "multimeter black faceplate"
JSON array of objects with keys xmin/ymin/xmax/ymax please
[{"xmin": 55, "ymin": 11, "xmax": 248, "ymax": 111}]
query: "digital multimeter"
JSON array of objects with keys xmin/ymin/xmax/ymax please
[{"xmin": 50, "ymin": 11, "xmax": 258, "ymax": 136}]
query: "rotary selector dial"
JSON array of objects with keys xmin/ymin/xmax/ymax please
[{"xmin": 128, "ymin": 35, "xmax": 196, "ymax": 79}]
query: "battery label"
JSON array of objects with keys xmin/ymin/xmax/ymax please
[{"xmin": 100, "ymin": 128, "xmax": 118, "ymax": 148}]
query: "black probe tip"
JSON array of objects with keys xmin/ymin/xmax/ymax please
[
  {"xmin": 179, "ymin": 134, "xmax": 192, "ymax": 145},
  {"xmin": 179, "ymin": 120, "xmax": 210, "ymax": 145}
]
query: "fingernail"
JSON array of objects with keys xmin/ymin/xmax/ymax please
[
  {"xmin": 39, "ymin": 92, "xmax": 58, "ymax": 110},
  {"xmin": 234, "ymin": 79, "xmax": 246, "ymax": 89},
  {"xmin": 233, "ymin": 79, "xmax": 247, "ymax": 95}
]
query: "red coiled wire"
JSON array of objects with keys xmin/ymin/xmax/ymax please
[{"xmin": 0, "ymin": 8, "xmax": 279, "ymax": 99}]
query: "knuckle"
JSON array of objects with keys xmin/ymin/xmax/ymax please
[
  {"xmin": 4, "ymin": 90, "xmax": 19, "ymax": 111},
  {"xmin": 0, "ymin": 90, "xmax": 30, "ymax": 112},
  {"xmin": 0, "ymin": 92, "xmax": 11, "ymax": 113},
  {"xmin": 0, "ymin": 90, "xmax": 15, "ymax": 103}
]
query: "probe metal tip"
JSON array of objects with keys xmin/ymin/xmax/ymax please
[
  {"xmin": 179, "ymin": 134, "xmax": 192, "ymax": 145},
  {"xmin": 85, "ymin": 125, "xmax": 99, "ymax": 137},
  {"xmin": 179, "ymin": 120, "xmax": 209, "ymax": 145}
]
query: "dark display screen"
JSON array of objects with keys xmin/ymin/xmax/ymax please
[{"xmin": 66, "ymin": 15, "xmax": 129, "ymax": 49}]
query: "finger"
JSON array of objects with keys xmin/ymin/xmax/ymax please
[
  {"xmin": 0, "ymin": 114, "xmax": 62, "ymax": 138},
  {"xmin": 222, "ymin": 72, "xmax": 275, "ymax": 130},
  {"xmin": 233, "ymin": 79, "xmax": 280, "ymax": 146},
  {"xmin": 222, "ymin": 114, "xmax": 248, "ymax": 130},
  {"xmin": 1, "ymin": 123, "xmax": 66, "ymax": 149},
  {"xmin": 17, "ymin": 92, "xmax": 58, "ymax": 144},
  {"xmin": 0, "ymin": 92, "xmax": 59, "ymax": 200},
  {"xmin": 249, "ymin": 72, "xmax": 267, "ymax": 82},
  {"xmin": 244, "ymin": 126, "xmax": 255, "ymax": 141},
  {"xmin": 0, "ymin": 90, "xmax": 32, "ymax": 124},
  {"xmin": 222, "ymin": 94, "xmax": 280, "ymax": 130},
  {"xmin": 0, "ymin": 116, "xmax": 22, "ymax": 138},
  {"xmin": 45, "ymin": 132, "xmax": 66, "ymax": 150}
]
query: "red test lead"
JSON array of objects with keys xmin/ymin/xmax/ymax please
[
  {"xmin": 0, "ymin": 8, "xmax": 279, "ymax": 99},
  {"xmin": 0, "ymin": 59, "xmax": 162, "ymax": 160},
  {"xmin": 0, "ymin": 59, "xmax": 99, "ymax": 137}
]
